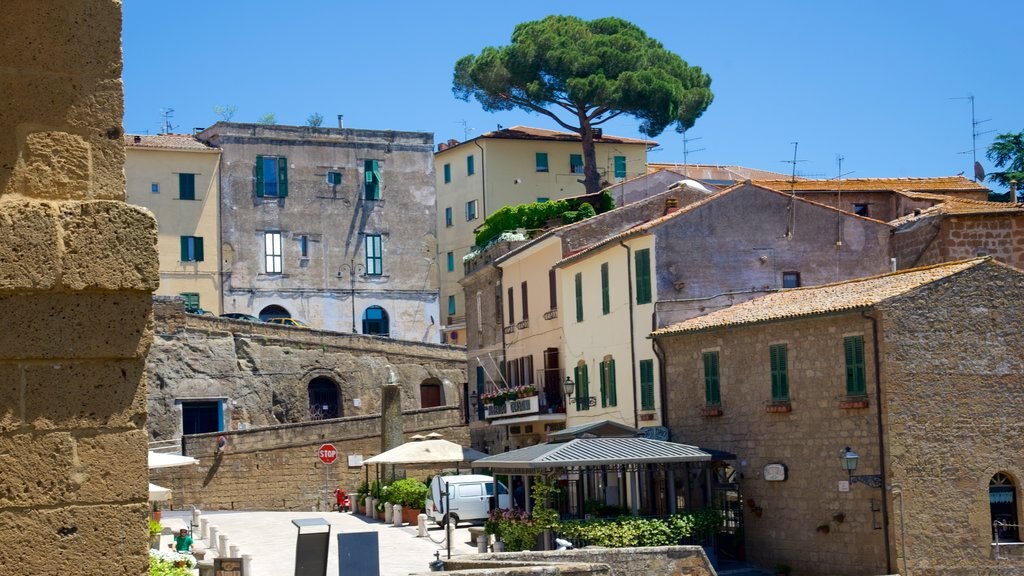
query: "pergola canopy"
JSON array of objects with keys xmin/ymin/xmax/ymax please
[{"xmin": 473, "ymin": 437, "xmax": 711, "ymax": 470}]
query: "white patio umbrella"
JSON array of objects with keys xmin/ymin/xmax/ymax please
[
  {"xmin": 148, "ymin": 451, "xmax": 199, "ymax": 469},
  {"xmin": 363, "ymin": 438, "xmax": 488, "ymax": 466},
  {"xmin": 148, "ymin": 483, "xmax": 172, "ymax": 502}
]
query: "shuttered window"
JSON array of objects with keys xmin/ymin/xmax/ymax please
[
  {"xmin": 521, "ymin": 281, "xmax": 529, "ymax": 320},
  {"xmin": 640, "ymin": 359, "xmax": 655, "ymax": 410},
  {"xmin": 770, "ymin": 344, "xmax": 789, "ymax": 401},
  {"xmin": 255, "ymin": 156, "xmax": 288, "ymax": 197},
  {"xmin": 443, "ymin": 163, "xmax": 451, "ymax": 184},
  {"xmin": 365, "ymin": 235, "xmax": 383, "ymax": 275},
  {"xmin": 364, "ymin": 159, "xmax": 381, "ymax": 200},
  {"xmin": 574, "ymin": 272, "xmax": 583, "ymax": 322},
  {"xmin": 467, "ymin": 155, "xmax": 475, "ymax": 176},
  {"xmin": 704, "ymin": 351, "xmax": 721, "ymax": 406},
  {"xmin": 179, "ymin": 236, "xmax": 204, "ymax": 262},
  {"xmin": 570, "ymin": 154, "xmax": 584, "ymax": 174},
  {"xmin": 635, "ymin": 248, "xmax": 652, "ymax": 304},
  {"xmin": 574, "ymin": 363, "xmax": 590, "ymax": 411},
  {"xmin": 178, "ymin": 173, "xmax": 196, "ymax": 200},
  {"xmin": 614, "ymin": 156, "xmax": 627, "ymax": 179},
  {"xmin": 601, "ymin": 262, "xmax": 610, "ymax": 315},
  {"xmin": 535, "ymin": 152, "xmax": 549, "ymax": 172},
  {"xmin": 600, "ymin": 358, "xmax": 617, "ymax": 407},
  {"xmin": 844, "ymin": 336, "xmax": 866, "ymax": 395}
]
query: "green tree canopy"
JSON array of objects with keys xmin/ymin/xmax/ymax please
[
  {"xmin": 987, "ymin": 131, "xmax": 1024, "ymax": 200},
  {"xmin": 454, "ymin": 15, "xmax": 713, "ymax": 193}
]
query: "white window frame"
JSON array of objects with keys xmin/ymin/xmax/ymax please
[{"xmin": 264, "ymin": 231, "xmax": 283, "ymax": 274}]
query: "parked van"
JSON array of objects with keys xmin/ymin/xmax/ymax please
[{"xmin": 425, "ymin": 474, "xmax": 510, "ymax": 526}]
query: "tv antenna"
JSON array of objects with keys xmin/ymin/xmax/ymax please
[
  {"xmin": 455, "ymin": 120, "xmax": 473, "ymax": 141},
  {"xmin": 681, "ymin": 129, "xmax": 705, "ymax": 175},
  {"xmin": 159, "ymin": 108, "xmax": 177, "ymax": 134},
  {"xmin": 780, "ymin": 142, "xmax": 807, "ymax": 195},
  {"xmin": 950, "ymin": 95, "xmax": 993, "ymax": 181}
]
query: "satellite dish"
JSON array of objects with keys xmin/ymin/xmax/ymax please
[{"xmin": 974, "ymin": 161, "xmax": 986, "ymax": 182}]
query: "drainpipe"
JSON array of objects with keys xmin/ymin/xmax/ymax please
[
  {"xmin": 652, "ymin": 337, "xmax": 669, "ymax": 429},
  {"xmin": 474, "ymin": 140, "xmax": 486, "ymax": 217},
  {"xmin": 619, "ymin": 241, "xmax": 640, "ymax": 429},
  {"xmin": 862, "ymin": 309, "xmax": 892, "ymax": 575}
]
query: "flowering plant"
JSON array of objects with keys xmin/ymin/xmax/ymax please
[
  {"xmin": 149, "ymin": 548, "xmax": 197, "ymax": 570},
  {"xmin": 512, "ymin": 385, "xmax": 537, "ymax": 399}
]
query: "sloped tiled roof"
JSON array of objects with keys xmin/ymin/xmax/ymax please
[
  {"xmin": 474, "ymin": 437, "xmax": 710, "ymax": 469},
  {"xmin": 124, "ymin": 134, "xmax": 218, "ymax": 151},
  {"xmin": 890, "ymin": 197, "xmax": 1024, "ymax": 227},
  {"xmin": 752, "ymin": 176, "xmax": 988, "ymax": 193},
  {"xmin": 650, "ymin": 163, "xmax": 793, "ymax": 181},
  {"xmin": 437, "ymin": 126, "xmax": 657, "ymax": 154},
  {"xmin": 652, "ymin": 258, "xmax": 989, "ymax": 337}
]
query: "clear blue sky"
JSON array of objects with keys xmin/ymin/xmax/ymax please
[{"xmin": 123, "ymin": 1, "xmax": 1023, "ymax": 187}]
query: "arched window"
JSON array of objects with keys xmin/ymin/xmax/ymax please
[
  {"xmin": 259, "ymin": 304, "xmax": 290, "ymax": 322},
  {"xmin": 308, "ymin": 377, "xmax": 341, "ymax": 420},
  {"xmin": 990, "ymin": 473, "xmax": 1019, "ymax": 541},
  {"xmin": 362, "ymin": 306, "xmax": 389, "ymax": 336},
  {"xmin": 420, "ymin": 378, "xmax": 444, "ymax": 408}
]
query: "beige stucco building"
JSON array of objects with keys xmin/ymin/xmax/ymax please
[
  {"xmin": 436, "ymin": 126, "xmax": 654, "ymax": 345},
  {"xmin": 125, "ymin": 134, "xmax": 222, "ymax": 313}
]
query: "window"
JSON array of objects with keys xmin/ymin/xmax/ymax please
[
  {"xmin": 475, "ymin": 365, "xmax": 486, "ymax": 421},
  {"xmin": 181, "ymin": 400, "xmax": 222, "ymax": 435},
  {"xmin": 151, "ymin": 182, "xmax": 159, "ymax": 193},
  {"xmin": 446, "ymin": 251, "xmax": 455, "ymax": 272},
  {"xmin": 180, "ymin": 292, "xmax": 200, "ymax": 312},
  {"xmin": 783, "ymin": 272, "xmax": 801, "ymax": 289},
  {"xmin": 364, "ymin": 159, "xmax": 381, "ymax": 200},
  {"xmin": 640, "ymin": 359, "xmax": 655, "ymax": 410},
  {"xmin": 362, "ymin": 305, "xmax": 389, "ymax": 336},
  {"xmin": 548, "ymin": 269, "xmax": 557, "ymax": 311},
  {"xmin": 448, "ymin": 295, "xmax": 456, "ymax": 315},
  {"xmin": 443, "ymin": 163, "xmax": 451, "ymax": 184},
  {"xmin": 264, "ymin": 232, "xmax": 282, "ymax": 273},
  {"xmin": 178, "ymin": 173, "xmax": 195, "ymax": 200},
  {"xmin": 521, "ymin": 281, "xmax": 529, "ymax": 320},
  {"xmin": 537, "ymin": 197, "xmax": 549, "ymax": 203},
  {"xmin": 179, "ymin": 236, "xmax": 204, "ymax": 262},
  {"xmin": 507, "ymin": 286, "xmax": 515, "ymax": 325},
  {"xmin": 853, "ymin": 203, "xmax": 869, "ymax": 217},
  {"xmin": 420, "ymin": 379, "xmax": 443, "ymax": 409},
  {"xmin": 256, "ymin": 156, "xmax": 288, "ymax": 197},
  {"xmin": 466, "ymin": 199, "xmax": 478, "ymax": 221},
  {"xmin": 600, "ymin": 262, "xmax": 610, "ymax": 315},
  {"xmin": 326, "ymin": 171, "xmax": 342, "ymax": 185},
  {"xmin": 614, "ymin": 155, "xmax": 627, "ymax": 180},
  {"xmin": 570, "ymin": 154, "xmax": 584, "ymax": 174},
  {"xmin": 574, "ymin": 272, "xmax": 583, "ymax": 322},
  {"xmin": 599, "ymin": 357, "xmax": 617, "ymax": 407},
  {"xmin": 703, "ymin": 351, "xmax": 721, "ymax": 406},
  {"xmin": 770, "ymin": 344, "xmax": 789, "ymax": 401},
  {"xmin": 467, "ymin": 155, "xmax": 475, "ymax": 176},
  {"xmin": 535, "ymin": 152, "xmax": 549, "ymax": 172},
  {"xmin": 308, "ymin": 377, "xmax": 340, "ymax": 419},
  {"xmin": 365, "ymin": 235, "xmax": 383, "ymax": 275},
  {"xmin": 844, "ymin": 336, "xmax": 866, "ymax": 395},
  {"xmin": 299, "ymin": 235, "xmax": 309, "ymax": 258},
  {"xmin": 990, "ymin": 473, "xmax": 1020, "ymax": 541},
  {"xmin": 574, "ymin": 362, "xmax": 590, "ymax": 411},
  {"xmin": 445, "ymin": 207, "xmax": 453, "ymax": 227},
  {"xmin": 635, "ymin": 248, "xmax": 652, "ymax": 304}
]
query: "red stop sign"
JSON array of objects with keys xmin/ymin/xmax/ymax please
[{"xmin": 318, "ymin": 443, "xmax": 338, "ymax": 464}]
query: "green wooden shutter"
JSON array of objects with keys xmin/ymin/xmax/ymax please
[
  {"xmin": 179, "ymin": 173, "xmax": 195, "ymax": 200},
  {"xmin": 575, "ymin": 272, "xmax": 583, "ymax": 322},
  {"xmin": 635, "ymin": 249, "xmax": 652, "ymax": 304},
  {"xmin": 770, "ymin": 344, "xmax": 788, "ymax": 401},
  {"xmin": 581, "ymin": 364, "xmax": 590, "ymax": 411},
  {"xmin": 614, "ymin": 156, "xmax": 627, "ymax": 179},
  {"xmin": 277, "ymin": 157, "xmax": 288, "ymax": 197},
  {"xmin": 704, "ymin": 351, "xmax": 720, "ymax": 405},
  {"xmin": 640, "ymin": 360, "xmax": 654, "ymax": 410},
  {"xmin": 194, "ymin": 237, "xmax": 204, "ymax": 262},
  {"xmin": 601, "ymin": 263, "xmax": 610, "ymax": 315},
  {"xmin": 444, "ymin": 163, "xmax": 451, "ymax": 183},
  {"xmin": 255, "ymin": 155, "xmax": 265, "ymax": 196},
  {"xmin": 845, "ymin": 336, "xmax": 866, "ymax": 395},
  {"xmin": 536, "ymin": 152, "xmax": 548, "ymax": 172},
  {"xmin": 180, "ymin": 236, "xmax": 189, "ymax": 261},
  {"xmin": 476, "ymin": 366, "xmax": 486, "ymax": 420},
  {"xmin": 599, "ymin": 360, "xmax": 607, "ymax": 407},
  {"xmin": 467, "ymin": 155, "xmax": 475, "ymax": 175},
  {"xmin": 608, "ymin": 358, "xmax": 617, "ymax": 406},
  {"xmin": 570, "ymin": 154, "xmax": 583, "ymax": 173},
  {"xmin": 574, "ymin": 365, "xmax": 582, "ymax": 411}
]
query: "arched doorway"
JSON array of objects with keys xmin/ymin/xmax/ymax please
[
  {"xmin": 308, "ymin": 377, "xmax": 341, "ymax": 420},
  {"xmin": 259, "ymin": 304, "xmax": 290, "ymax": 322},
  {"xmin": 420, "ymin": 378, "xmax": 444, "ymax": 408},
  {"xmin": 990, "ymin": 472, "xmax": 1019, "ymax": 541},
  {"xmin": 362, "ymin": 305, "xmax": 389, "ymax": 336}
]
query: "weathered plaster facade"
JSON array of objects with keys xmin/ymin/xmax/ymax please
[
  {"xmin": 199, "ymin": 122, "xmax": 439, "ymax": 341},
  {"xmin": 1, "ymin": 2, "xmax": 158, "ymax": 574}
]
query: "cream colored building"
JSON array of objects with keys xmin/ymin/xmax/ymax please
[
  {"xmin": 436, "ymin": 126, "xmax": 654, "ymax": 345},
  {"xmin": 125, "ymin": 134, "xmax": 222, "ymax": 313}
]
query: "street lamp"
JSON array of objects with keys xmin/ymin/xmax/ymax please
[
  {"xmin": 338, "ymin": 261, "xmax": 364, "ymax": 333},
  {"xmin": 563, "ymin": 376, "xmax": 574, "ymax": 404},
  {"xmin": 842, "ymin": 446, "xmax": 859, "ymax": 481}
]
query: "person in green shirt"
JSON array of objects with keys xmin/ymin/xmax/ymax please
[{"xmin": 169, "ymin": 528, "xmax": 193, "ymax": 554}]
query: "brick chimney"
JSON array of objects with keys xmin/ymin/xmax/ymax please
[
  {"xmin": 664, "ymin": 197, "xmax": 679, "ymax": 215},
  {"xmin": 1011, "ymin": 180, "xmax": 1018, "ymax": 203}
]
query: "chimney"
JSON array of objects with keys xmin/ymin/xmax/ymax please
[
  {"xmin": 437, "ymin": 142, "xmax": 448, "ymax": 152},
  {"xmin": 1011, "ymin": 180, "xmax": 1018, "ymax": 203},
  {"xmin": 664, "ymin": 197, "xmax": 679, "ymax": 215},
  {"xmin": 133, "ymin": 135, "xmax": 141, "ymax": 144},
  {"xmin": 337, "ymin": 114, "xmax": 344, "ymax": 129},
  {"xmin": 447, "ymin": 139, "xmax": 459, "ymax": 147}
]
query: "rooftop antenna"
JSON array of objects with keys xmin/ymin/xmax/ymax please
[
  {"xmin": 780, "ymin": 142, "xmax": 806, "ymax": 237},
  {"xmin": 681, "ymin": 128, "xmax": 705, "ymax": 177},
  {"xmin": 159, "ymin": 108, "xmax": 176, "ymax": 134},
  {"xmin": 833, "ymin": 154, "xmax": 855, "ymax": 248},
  {"xmin": 950, "ymin": 95, "xmax": 993, "ymax": 181},
  {"xmin": 455, "ymin": 119, "xmax": 473, "ymax": 141}
]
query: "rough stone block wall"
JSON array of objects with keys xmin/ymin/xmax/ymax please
[
  {"xmin": 0, "ymin": 2, "xmax": 159, "ymax": 574},
  {"xmin": 938, "ymin": 215, "xmax": 1024, "ymax": 269},
  {"xmin": 417, "ymin": 546, "xmax": 714, "ymax": 576},
  {"xmin": 150, "ymin": 407, "xmax": 468, "ymax": 511},
  {"xmin": 879, "ymin": 261, "xmax": 1024, "ymax": 575},
  {"xmin": 891, "ymin": 215, "xmax": 942, "ymax": 269}
]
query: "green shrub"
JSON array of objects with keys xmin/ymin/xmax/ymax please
[
  {"xmin": 385, "ymin": 478, "xmax": 428, "ymax": 509},
  {"xmin": 556, "ymin": 509, "xmax": 723, "ymax": 548},
  {"xmin": 472, "ymin": 191, "xmax": 614, "ymax": 248}
]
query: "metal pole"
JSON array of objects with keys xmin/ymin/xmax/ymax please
[{"xmin": 444, "ymin": 479, "xmax": 451, "ymax": 559}]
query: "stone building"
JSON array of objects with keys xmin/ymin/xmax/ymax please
[
  {"xmin": 652, "ymin": 258, "xmax": 1024, "ymax": 576},
  {"xmin": 198, "ymin": 122, "xmax": 439, "ymax": 341},
  {"xmin": 1, "ymin": 2, "xmax": 158, "ymax": 574}
]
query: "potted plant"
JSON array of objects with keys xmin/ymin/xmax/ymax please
[
  {"xmin": 387, "ymin": 478, "xmax": 429, "ymax": 524},
  {"xmin": 773, "ymin": 563, "xmax": 792, "ymax": 576},
  {"xmin": 148, "ymin": 518, "xmax": 163, "ymax": 550}
]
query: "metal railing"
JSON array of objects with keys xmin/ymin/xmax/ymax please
[{"xmin": 994, "ymin": 520, "xmax": 1022, "ymax": 560}]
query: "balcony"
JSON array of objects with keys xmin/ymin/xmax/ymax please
[
  {"xmin": 516, "ymin": 319, "xmax": 530, "ymax": 330},
  {"xmin": 543, "ymin": 308, "xmax": 558, "ymax": 320},
  {"xmin": 485, "ymin": 394, "xmax": 540, "ymax": 419}
]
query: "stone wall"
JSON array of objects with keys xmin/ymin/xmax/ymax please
[
  {"xmin": 0, "ymin": 2, "xmax": 159, "ymax": 574},
  {"xmin": 150, "ymin": 406, "xmax": 467, "ymax": 511},
  {"xmin": 414, "ymin": 546, "xmax": 714, "ymax": 576}
]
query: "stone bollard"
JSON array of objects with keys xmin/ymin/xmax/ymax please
[
  {"xmin": 218, "ymin": 534, "xmax": 228, "ymax": 558},
  {"xmin": 384, "ymin": 501, "xmax": 393, "ymax": 523},
  {"xmin": 192, "ymin": 509, "xmax": 201, "ymax": 534},
  {"xmin": 364, "ymin": 496, "xmax": 372, "ymax": 517},
  {"xmin": 229, "ymin": 545, "xmax": 240, "ymax": 558},
  {"xmin": 208, "ymin": 527, "xmax": 219, "ymax": 554},
  {"xmin": 393, "ymin": 504, "xmax": 402, "ymax": 527},
  {"xmin": 369, "ymin": 498, "xmax": 378, "ymax": 520},
  {"xmin": 199, "ymin": 518, "xmax": 209, "ymax": 541},
  {"xmin": 242, "ymin": 554, "xmax": 252, "ymax": 574},
  {"xmin": 417, "ymin": 513, "xmax": 428, "ymax": 537},
  {"xmin": 477, "ymin": 534, "xmax": 488, "ymax": 553}
]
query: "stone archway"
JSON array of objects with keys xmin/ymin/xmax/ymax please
[
  {"xmin": 259, "ymin": 304, "xmax": 290, "ymax": 321},
  {"xmin": 420, "ymin": 377, "xmax": 444, "ymax": 408},
  {"xmin": 308, "ymin": 376, "xmax": 341, "ymax": 420}
]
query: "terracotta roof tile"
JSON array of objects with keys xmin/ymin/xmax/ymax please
[
  {"xmin": 124, "ymin": 134, "xmax": 217, "ymax": 151},
  {"xmin": 752, "ymin": 176, "xmax": 989, "ymax": 193},
  {"xmin": 651, "ymin": 258, "xmax": 988, "ymax": 337},
  {"xmin": 890, "ymin": 197, "xmax": 1024, "ymax": 226},
  {"xmin": 649, "ymin": 163, "xmax": 793, "ymax": 180}
]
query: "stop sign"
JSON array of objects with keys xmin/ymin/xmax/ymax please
[{"xmin": 318, "ymin": 443, "xmax": 338, "ymax": 464}]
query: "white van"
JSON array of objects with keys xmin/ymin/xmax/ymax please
[{"xmin": 424, "ymin": 474, "xmax": 510, "ymax": 526}]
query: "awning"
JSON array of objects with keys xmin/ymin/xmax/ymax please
[
  {"xmin": 148, "ymin": 451, "xmax": 199, "ymax": 469},
  {"xmin": 148, "ymin": 483, "xmax": 172, "ymax": 502},
  {"xmin": 474, "ymin": 437, "xmax": 712, "ymax": 469},
  {"xmin": 490, "ymin": 413, "xmax": 567, "ymax": 426},
  {"xmin": 363, "ymin": 438, "xmax": 488, "ymax": 466}
]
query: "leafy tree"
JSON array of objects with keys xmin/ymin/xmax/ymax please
[
  {"xmin": 212, "ymin": 104, "xmax": 237, "ymax": 122},
  {"xmin": 454, "ymin": 15, "xmax": 713, "ymax": 194},
  {"xmin": 987, "ymin": 131, "xmax": 1024, "ymax": 200},
  {"xmin": 306, "ymin": 112, "xmax": 324, "ymax": 127},
  {"xmin": 257, "ymin": 113, "xmax": 277, "ymax": 125}
]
